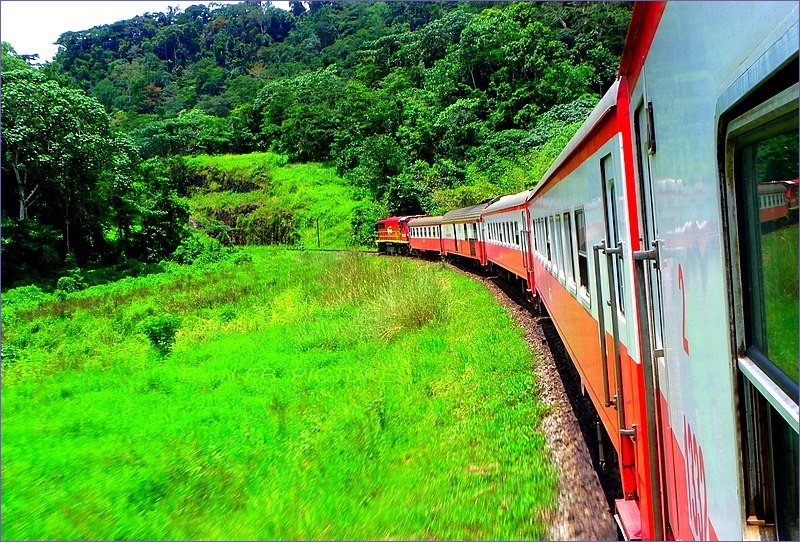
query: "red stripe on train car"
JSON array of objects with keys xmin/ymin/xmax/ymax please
[{"xmin": 619, "ymin": 2, "xmax": 667, "ymax": 90}]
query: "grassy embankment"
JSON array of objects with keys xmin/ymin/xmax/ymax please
[
  {"xmin": 2, "ymin": 249, "xmax": 557, "ymax": 539},
  {"xmin": 184, "ymin": 152, "xmax": 364, "ymax": 249}
]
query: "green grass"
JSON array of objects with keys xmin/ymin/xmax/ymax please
[
  {"xmin": 184, "ymin": 152, "xmax": 365, "ymax": 249},
  {"xmin": 2, "ymin": 249, "xmax": 557, "ymax": 539},
  {"xmin": 762, "ymin": 222, "xmax": 798, "ymax": 383}
]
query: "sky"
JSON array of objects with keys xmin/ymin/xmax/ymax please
[{"xmin": 1, "ymin": 0, "xmax": 289, "ymax": 63}]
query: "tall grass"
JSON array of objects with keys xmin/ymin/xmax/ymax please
[{"xmin": 2, "ymin": 249, "xmax": 557, "ymax": 539}]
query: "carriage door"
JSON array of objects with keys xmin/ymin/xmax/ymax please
[
  {"xmin": 469, "ymin": 223, "xmax": 477, "ymax": 257},
  {"xmin": 631, "ymin": 97, "xmax": 670, "ymax": 540},
  {"xmin": 598, "ymin": 153, "xmax": 626, "ymax": 422},
  {"xmin": 520, "ymin": 211, "xmax": 532, "ymax": 270}
]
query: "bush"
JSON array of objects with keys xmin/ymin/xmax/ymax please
[
  {"xmin": 138, "ymin": 315, "xmax": 182, "ymax": 357},
  {"xmin": 55, "ymin": 276, "xmax": 84, "ymax": 293},
  {"xmin": 2, "ymin": 284, "xmax": 50, "ymax": 309}
]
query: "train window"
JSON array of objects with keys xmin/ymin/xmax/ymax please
[
  {"xmin": 554, "ymin": 214, "xmax": 564, "ymax": 276},
  {"xmin": 563, "ymin": 211, "xmax": 575, "ymax": 284},
  {"xmin": 575, "ymin": 208, "xmax": 589, "ymax": 299},
  {"xmin": 545, "ymin": 217, "xmax": 552, "ymax": 262},
  {"xmin": 540, "ymin": 218, "xmax": 546, "ymax": 256},
  {"xmin": 536, "ymin": 219, "xmax": 541, "ymax": 253},
  {"xmin": 726, "ymin": 83, "xmax": 798, "ymax": 541},
  {"xmin": 735, "ymin": 112, "xmax": 798, "ymax": 385},
  {"xmin": 601, "ymin": 155, "xmax": 625, "ymax": 314}
]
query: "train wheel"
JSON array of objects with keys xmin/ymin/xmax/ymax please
[{"xmin": 531, "ymin": 294, "xmax": 544, "ymax": 316}]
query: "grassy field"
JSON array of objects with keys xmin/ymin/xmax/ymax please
[
  {"xmin": 184, "ymin": 152, "xmax": 368, "ymax": 249},
  {"xmin": 2, "ymin": 249, "xmax": 557, "ymax": 539},
  {"xmin": 763, "ymin": 222, "xmax": 798, "ymax": 382}
]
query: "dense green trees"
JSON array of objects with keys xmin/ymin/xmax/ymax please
[
  {"xmin": 1, "ymin": 45, "xmax": 190, "ymax": 286},
  {"xmin": 2, "ymin": 2, "xmax": 632, "ymax": 285}
]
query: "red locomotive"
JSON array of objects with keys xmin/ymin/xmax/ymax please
[
  {"xmin": 377, "ymin": 2, "xmax": 798, "ymax": 539},
  {"xmin": 376, "ymin": 215, "xmax": 422, "ymax": 255}
]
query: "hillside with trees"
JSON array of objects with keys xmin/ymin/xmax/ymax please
[{"xmin": 1, "ymin": 1, "xmax": 632, "ymax": 288}]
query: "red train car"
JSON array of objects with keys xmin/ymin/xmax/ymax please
[
  {"xmin": 440, "ymin": 203, "xmax": 489, "ymax": 265},
  {"xmin": 482, "ymin": 190, "xmax": 535, "ymax": 293},
  {"xmin": 529, "ymin": 2, "xmax": 798, "ymax": 539},
  {"xmin": 758, "ymin": 183, "xmax": 790, "ymax": 223},
  {"xmin": 408, "ymin": 216, "xmax": 444, "ymax": 256},
  {"xmin": 376, "ymin": 215, "xmax": 422, "ymax": 254}
]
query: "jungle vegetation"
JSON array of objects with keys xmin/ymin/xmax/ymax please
[{"xmin": 1, "ymin": 1, "xmax": 632, "ymax": 287}]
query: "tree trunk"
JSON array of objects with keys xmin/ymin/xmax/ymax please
[{"xmin": 12, "ymin": 160, "xmax": 31, "ymax": 221}]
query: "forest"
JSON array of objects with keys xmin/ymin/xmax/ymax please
[{"xmin": 1, "ymin": 1, "xmax": 632, "ymax": 288}]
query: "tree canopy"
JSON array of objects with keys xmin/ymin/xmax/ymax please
[{"xmin": 2, "ymin": 1, "xmax": 633, "ymax": 286}]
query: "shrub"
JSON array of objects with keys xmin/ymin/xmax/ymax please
[
  {"xmin": 139, "ymin": 315, "xmax": 182, "ymax": 357},
  {"xmin": 172, "ymin": 231, "xmax": 227, "ymax": 265},
  {"xmin": 55, "ymin": 276, "xmax": 84, "ymax": 293},
  {"xmin": 2, "ymin": 284, "xmax": 50, "ymax": 309}
]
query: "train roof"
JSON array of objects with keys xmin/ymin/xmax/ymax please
[
  {"xmin": 408, "ymin": 215, "xmax": 444, "ymax": 226},
  {"xmin": 441, "ymin": 202, "xmax": 489, "ymax": 223},
  {"xmin": 532, "ymin": 79, "xmax": 620, "ymax": 197},
  {"xmin": 378, "ymin": 215, "xmax": 423, "ymax": 224},
  {"xmin": 483, "ymin": 190, "xmax": 535, "ymax": 215}
]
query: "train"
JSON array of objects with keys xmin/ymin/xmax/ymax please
[{"xmin": 376, "ymin": 2, "xmax": 798, "ymax": 540}]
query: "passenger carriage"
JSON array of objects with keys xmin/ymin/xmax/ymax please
[
  {"xmin": 530, "ymin": 2, "xmax": 798, "ymax": 539},
  {"xmin": 758, "ymin": 182, "xmax": 790, "ymax": 225},
  {"xmin": 482, "ymin": 190, "xmax": 535, "ymax": 294},
  {"xmin": 440, "ymin": 203, "xmax": 489, "ymax": 265},
  {"xmin": 407, "ymin": 216, "xmax": 444, "ymax": 256}
]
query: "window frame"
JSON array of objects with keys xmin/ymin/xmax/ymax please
[
  {"xmin": 725, "ymin": 83, "xmax": 800, "ymax": 415},
  {"xmin": 723, "ymin": 81, "xmax": 799, "ymax": 541},
  {"xmin": 575, "ymin": 207, "xmax": 590, "ymax": 304},
  {"xmin": 563, "ymin": 210, "xmax": 576, "ymax": 288}
]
